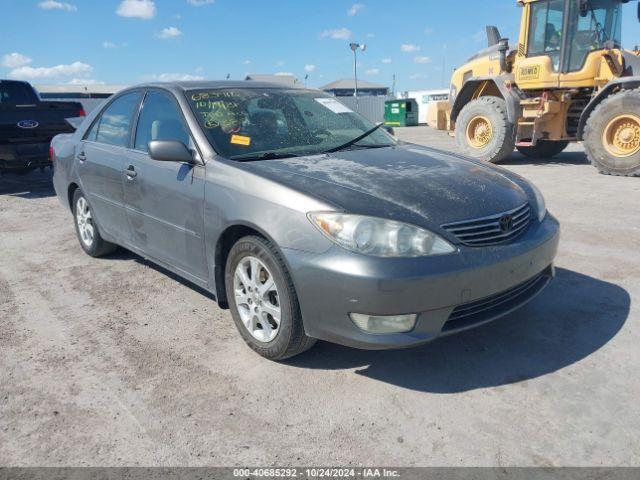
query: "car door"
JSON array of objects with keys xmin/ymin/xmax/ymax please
[
  {"xmin": 123, "ymin": 89, "xmax": 208, "ymax": 284},
  {"xmin": 77, "ymin": 91, "xmax": 143, "ymax": 244}
]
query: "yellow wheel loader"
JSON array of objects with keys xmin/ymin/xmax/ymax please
[{"xmin": 445, "ymin": 0, "xmax": 640, "ymax": 176}]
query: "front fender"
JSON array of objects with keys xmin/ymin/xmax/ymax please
[
  {"xmin": 578, "ymin": 77, "xmax": 640, "ymax": 140},
  {"xmin": 451, "ymin": 75, "xmax": 523, "ymax": 124}
]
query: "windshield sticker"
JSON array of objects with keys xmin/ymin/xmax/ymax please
[
  {"xmin": 314, "ymin": 98, "xmax": 353, "ymax": 114},
  {"xmin": 230, "ymin": 134, "xmax": 251, "ymax": 146}
]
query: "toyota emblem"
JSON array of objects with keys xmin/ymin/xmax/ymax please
[{"xmin": 499, "ymin": 214, "xmax": 513, "ymax": 232}]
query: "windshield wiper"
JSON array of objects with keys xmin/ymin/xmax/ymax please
[
  {"xmin": 347, "ymin": 144, "xmax": 392, "ymax": 150},
  {"xmin": 324, "ymin": 123, "xmax": 385, "ymax": 154},
  {"xmin": 231, "ymin": 151, "xmax": 303, "ymax": 162}
]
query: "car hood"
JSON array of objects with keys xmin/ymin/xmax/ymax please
[{"xmin": 240, "ymin": 144, "xmax": 529, "ymax": 228}]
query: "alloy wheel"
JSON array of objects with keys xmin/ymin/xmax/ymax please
[
  {"xmin": 76, "ymin": 197, "xmax": 94, "ymax": 247},
  {"xmin": 233, "ymin": 255, "xmax": 281, "ymax": 343}
]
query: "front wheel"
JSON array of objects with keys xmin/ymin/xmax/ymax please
[
  {"xmin": 455, "ymin": 96, "xmax": 516, "ymax": 164},
  {"xmin": 583, "ymin": 89, "xmax": 640, "ymax": 177},
  {"xmin": 516, "ymin": 141, "xmax": 569, "ymax": 159},
  {"xmin": 225, "ymin": 235, "xmax": 316, "ymax": 360}
]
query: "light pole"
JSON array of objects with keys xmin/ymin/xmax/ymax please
[{"xmin": 349, "ymin": 42, "xmax": 366, "ymax": 109}]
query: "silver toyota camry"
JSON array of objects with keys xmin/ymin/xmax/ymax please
[{"xmin": 51, "ymin": 81, "xmax": 559, "ymax": 360}]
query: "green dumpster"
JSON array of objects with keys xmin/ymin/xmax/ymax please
[{"xmin": 384, "ymin": 99, "xmax": 419, "ymax": 127}]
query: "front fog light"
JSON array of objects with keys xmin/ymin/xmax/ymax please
[{"xmin": 350, "ymin": 313, "xmax": 417, "ymax": 334}]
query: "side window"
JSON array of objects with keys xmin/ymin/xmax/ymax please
[
  {"xmin": 92, "ymin": 92, "xmax": 142, "ymax": 147},
  {"xmin": 529, "ymin": 2, "xmax": 548, "ymax": 55},
  {"xmin": 528, "ymin": 0, "xmax": 564, "ymax": 71},
  {"xmin": 134, "ymin": 91, "xmax": 190, "ymax": 152}
]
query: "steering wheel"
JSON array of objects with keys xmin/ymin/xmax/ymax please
[{"xmin": 586, "ymin": 29, "xmax": 600, "ymax": 47}]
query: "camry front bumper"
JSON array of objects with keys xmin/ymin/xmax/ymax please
[{"xmin": 281, "ymin": 214, "xmax": 560, "ymax": 349}]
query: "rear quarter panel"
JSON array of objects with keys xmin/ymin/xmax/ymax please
[
  {"xmin": 51, "ymin": 132, "xmax": 79, "ymax": 211},
  {"xmin": 51, "ymin": 109, "xmax": 99, "ymax": 211}
]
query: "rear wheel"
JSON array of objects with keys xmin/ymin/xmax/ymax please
[
  {"xmin": 516, "ymin": 141, "xmax": 569, "ymax": 158},
  {"xmin": 583, "ymin": 89, "xmax": 640, "ymax": 177},
  {"xmin": 72, "ymin": 189, "xmax": 117, "ymax": 257},
  {"xmin": 455, "ymin": 96, "xmax": 515, "ymax": 164},
  {"xmin": 225, "ymin": 235, "xmax": 316, "ymax": 360}
]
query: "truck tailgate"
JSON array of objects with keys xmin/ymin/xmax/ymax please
[{"xmin": 0, "ymin": 104, "xmax": 78, "ymax": 146}]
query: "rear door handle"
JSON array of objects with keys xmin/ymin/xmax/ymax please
[
  {"xmin": 124, "ymin": 165, "xmax": 137, "ymax": 178},
  {"xmin": 77, "ymin": 151, "xmax": 86, "ymax": 161}
]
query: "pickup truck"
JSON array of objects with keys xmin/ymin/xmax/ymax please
[{"xmin": 1, "ymin": 79, "xmax": 84, "ymax": 174}]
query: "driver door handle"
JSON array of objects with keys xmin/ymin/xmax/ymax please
[
  {"xmin": 77, "ymin": 151, "xmax": 86, "ymax": 162},
  {"xmin": 124, "ymin": 165, "xmax": 137, "ymax": 178}
]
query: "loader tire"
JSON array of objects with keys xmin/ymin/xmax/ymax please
[
  {"xmin": 455, "ymin": 96, "xmax": 515, "ymax": 164},
  {"xmin": 583, "ymin": 88, "xmax": 640, "ymax": 177}
]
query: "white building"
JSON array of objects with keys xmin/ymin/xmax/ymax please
[
  {"xmin": 398, "ymin": 89, "xmax": 449, "ymax": 125},
  {"xmin": 35, "ymin": 84, "xmax": 128, "ymax": 113}
]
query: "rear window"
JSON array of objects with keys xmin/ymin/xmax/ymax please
[{"xmin": 0, "ymin": 81, "xmax": 38, "ymax": 105}]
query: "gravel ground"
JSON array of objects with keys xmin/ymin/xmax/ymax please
[{"xmin": 1, "ymin": 127, "xmax": 639, "ymax": 467}]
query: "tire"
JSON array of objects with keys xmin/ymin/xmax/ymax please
[
  {"xmin": 225, "ymin": 235, "xmax": 316, "ymax": 360},
  {"xmin": 455, "ymin": 96, "xmax": 516, "ymax": 164},
  {"xmin": 583, "ymin": 88, "xmax": 640, "ymax": 177},
  {"xmin": 72, "ymin": 188, "xmax": 117, "ymax": 257},
  {"xmin": 516, "ymin": 141, "xmax": 569, "ymax": 158}
]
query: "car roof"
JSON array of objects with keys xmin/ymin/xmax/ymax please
[
  {"xmin": 134, "ymin": 80, "xmax": 316, "ymax": 92},
  {"xmin": 0, "ymin": 79, "xmax": 32, "ymax": 85}
]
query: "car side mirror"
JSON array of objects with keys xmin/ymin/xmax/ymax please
[
  {"xmin": 148, "ymin": 140, "xmax": 194, "ymax": 163},
  {"xmin": 383, "ymin": 125, "xmax": 395, "ymax": 136}
]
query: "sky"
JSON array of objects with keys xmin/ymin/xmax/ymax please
[{"xmin": 1, "ymin": 0, "xmax": 639, "ymax": 92}]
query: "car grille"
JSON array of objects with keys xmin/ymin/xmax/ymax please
[
  {"xmin": 442, "ymin": 267, "xmax": 552, "ymax": 334},
  {"xmin": 441, "ymin": 202, "xmax": 531, "ymax": 247}
]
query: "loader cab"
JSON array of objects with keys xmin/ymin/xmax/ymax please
[{"xmin": 516, "ymin": 0, "xmax": 624, "ymax": 88}]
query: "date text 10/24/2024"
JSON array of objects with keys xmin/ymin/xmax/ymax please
[{"xmin": 232, "ymin": 468, "xmax": 401, "ymax": 478}]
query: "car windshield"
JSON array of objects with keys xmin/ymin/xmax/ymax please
[{"xmin": 186, "ymin": 88, "xmax": 395, "ymax": 160}]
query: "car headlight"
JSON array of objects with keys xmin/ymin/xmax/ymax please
[
  {"xmin": 308, "ymin": 212, "xmax": 456, "ymax": 257},
  {"xmin": 530, "ymin": 183, "xmax": 547, "ymax": 221}
]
